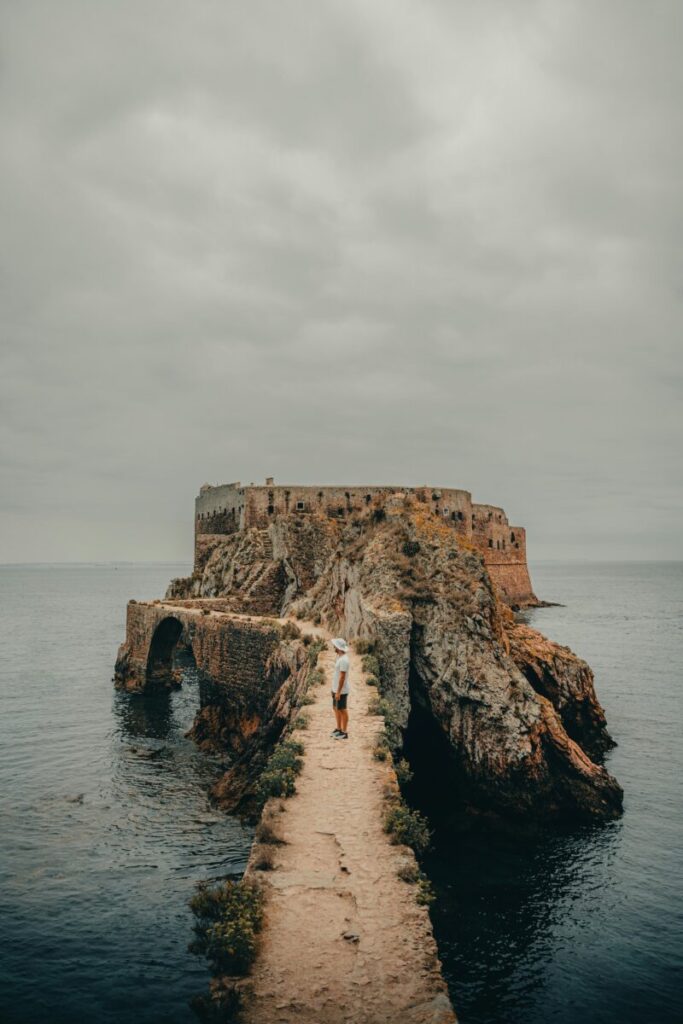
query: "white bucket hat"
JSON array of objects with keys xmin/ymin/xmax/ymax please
[{"xmin": 332, "ymin": 637, "xmax": 349, "ymax": 652}]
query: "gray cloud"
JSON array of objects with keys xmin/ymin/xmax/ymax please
[{"xmin": 1, "ymin": 0, "xmax": 681, "ymax": 563}]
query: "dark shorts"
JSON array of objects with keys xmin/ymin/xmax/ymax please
[{"xmin": 332, "ymin": 691, "xmax": 348, "ymax": 711}]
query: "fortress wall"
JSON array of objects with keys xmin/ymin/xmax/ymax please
[
  {"xmin": 471, "ymin": 505, "xmax": 536, "ymax": 605},
  {"xmin": 485, "ymin": 561, "xmax": 537, "ymax": 606},
  {"xmin": 195, "ymin": 483, "xmax": 244, "ymax": 559},
  {"xmin": 199, "ymin": 481, "xmax": 474, "ymax": 536},
  {"xmin": 416, "ymin": 487, "xmax": 472, "ymax": 536}
]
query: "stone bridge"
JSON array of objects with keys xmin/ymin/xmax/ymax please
[{"xmin": 114, "ymin": 600, "xmax": 296, "ymax": 735}]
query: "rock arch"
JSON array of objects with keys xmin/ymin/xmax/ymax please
[{"xmin": 146, "ymin": 615, "xmax": 185, "ymax": 690}]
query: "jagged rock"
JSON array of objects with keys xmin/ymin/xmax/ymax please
[
  {"xmin": 166, "ymin": 500, "xmax": 623, "ymax": 823},
  {"xmin": 507, "ymin": 621, "xmax": 615, "ymax": 760}
]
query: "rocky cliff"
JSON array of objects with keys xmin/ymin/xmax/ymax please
[{"xmin": 168, "ymin": 497, "xmax": 622, "ymax": 823}]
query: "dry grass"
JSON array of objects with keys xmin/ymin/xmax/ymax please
[{"xmin": 252, "ymin": 845, "xmax": 276, "ymax": 871}]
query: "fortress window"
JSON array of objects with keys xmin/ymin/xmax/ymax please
[
  {"xmin": 510, "ymin": 532, "xmax": 515, "ymax": 542},
  {"xmin": 365, "ymin": 494, "xmax": 372, "ymax": 504},
  {"xmin": 451, "ymin": 511, "xmax": 457, "ymax": 520},
  {"xmin": 502, "ymin": 541, "xmax": 506, "ymax": 550},
  {"xmin": 488, "ymin": 539, "xmax": 493, "ymax": 548},
  {"xmin": 496, "ymin": 540, "xmax": 500, "ymax": 549},
  {"xmin": 296, "ymin": 501, "xmax": 305, "ymax": 511},
  {"xmin": 267, "ymin": 505, "xmax": 274, "ymax": 515},
  {"xmin": 443, "ymin": 507, "xmax": 449, "ymax": 516}
]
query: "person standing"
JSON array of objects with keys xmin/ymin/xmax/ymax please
[{"xmin": 330, "ymin": 638, "xmax": 350, "ymax": 740}]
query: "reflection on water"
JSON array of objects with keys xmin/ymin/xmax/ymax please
[
  {"xmin": 0, "ymin": 564, "xmax": 253, "ymax": 1024},
  {"xmin": 115, "ymin": 689, "xmax": 175, "ymax": 740},
  {"xmin": 422, "ymin": 562, "xmax": 683, "ymax": 1024}
]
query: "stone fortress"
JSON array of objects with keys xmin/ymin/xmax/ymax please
[{"xmin": 194, "ymin": 477, "xmax": 538, "ymax": 607}]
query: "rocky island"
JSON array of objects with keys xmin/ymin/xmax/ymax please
[
  {"xmin": 114, "ymin": 479, "xmax": 622, "ymax": 1021},
  {"xmin": 116, "ymin": 479, "xmax": 622, "ymax": 825}
]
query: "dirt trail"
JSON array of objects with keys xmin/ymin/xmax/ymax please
[{"xmin": 242, "ymin": 627, "xmax": 456, "ymax": 1024}]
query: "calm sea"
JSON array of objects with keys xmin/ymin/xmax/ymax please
[
  {"xmin": 0, "ymin": 564, "xmax": 253, "ymax": 1024},
  {"xmin": 0, "ymin": 562, "xmax": 681, "ymax": 1023},
  {"xmin": 423, "ymin": 561, "xmax": 683, "ymax": 1024}
]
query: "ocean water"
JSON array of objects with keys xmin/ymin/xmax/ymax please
[
  {"xmin": 0, "ymin": 563, "xmax": 681, "ymax": 1024},
  {"xmin": 422, "ymin": 561, "xmax": 683, "ymax": 1024},
  {"xmin": 0, "ymin": 564, "xmax": 253, "ymax": 1024}
]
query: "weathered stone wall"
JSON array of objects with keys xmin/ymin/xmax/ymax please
[
  {"xmin": 471, "ymin": 505, "xmax": 537, "ymax": 605},
  {"xmin": 485, "ymin": 561, "xmax": 537, "ymax": 607},
  {"xmin": 195, "ymin": 481, "xmax": 472, "ymax": 547},
  {"xmin": 242, "ymin": 483, "xmax": 473, "ymax": 532},
  {"xmin": 114, "ymin": 600, "xmax": 283, "ymax": 695}
]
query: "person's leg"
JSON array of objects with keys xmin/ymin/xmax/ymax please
[
  {"xmin": 338, "ymin": 693, "xmax": 348, "ymax": 734},
  {"xmin": 332, "ymin": 694, "xmax": 341, "ymax": 732}
]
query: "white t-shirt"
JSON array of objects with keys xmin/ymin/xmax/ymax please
[{"xmin": 333, "ymin": 653, "xmax": 350, "ymax": 695}]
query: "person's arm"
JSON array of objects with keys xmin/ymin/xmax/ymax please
[{"xmin": 336, "ymin": 671, "xmax": 346, "ymax": 700}]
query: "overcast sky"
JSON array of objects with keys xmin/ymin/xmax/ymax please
[{"xmin": 1, "ymin": 0, "xmax": 681, "ymax": 564}]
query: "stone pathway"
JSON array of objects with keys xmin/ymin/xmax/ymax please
[{"xmin": 242, "ymin": 627, "xmax": 456, "ymax": 1024}]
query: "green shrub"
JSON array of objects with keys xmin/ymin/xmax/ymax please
[
  {"xmin": 307, "ymin": 640, "xmax": 325, "ymax": 666},
  {"xmin": 256, "ymin": 767, "xmax": 297, "ymax": 800},
  {"xmin": 300, "ymin": 692, "xmax": 316, "ymax": 705},
  {"xmin": 394, "ymin": 758, "xmax": 414, "ymax": 787},
  {"xmin": 366, "ymin": 675, "xmax": 379, "ymax": 687},
  {"xmin": 376, "ymin": 697, "xmax": 392, "ymax": 719},
  {"xmin": 281, "ymin": 621, "xmax": 301, "ymax": 640},
  {"xmin": 367, "ymin": 696, "xmax": 382, "ymax": 716},
  {"xmin": 292, "ymin": 714, "xmax": 309, "ymax": 731},
  {"xmin": 361, "ymin": 654, "xmax": 381, "ymax": 679},
  {"xmin": 308, "ymin": 668, "xmax": 325, "ymax": 687},
  {"xmin": 189, "ymin": 878, "xmax": 264, "ymax": 975},
  {"xmin": 397, "ymin": 863, "xmax": 435, "ymax": 905},
  {"xmin": 416, "ymin": 873, "xmax": 435, "ymax": 906},
  {"xmin": 383, "ymin": 801, "xmax": 432, "ymax": 854},
  {"xmin": 402, "ymin": 540, "xmax": 421, "ymax": 557},
  {"xmin": 373, "ymin": 730, "xmax": 391, "ymax": 761},
  {"xmin": 354, "ymin": 638, "xmax": 375, "ymax": 655},
  {"xmin": 313, "ymin": 612, "xmax": 322, "ymax": 625},
  {"xmin": 255, "ymin": 740, "xmax": 304, "ymax": 802}
]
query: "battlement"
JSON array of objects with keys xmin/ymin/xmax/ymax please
[{"xmin": 194, "ymin": 477, "xmax": 538, "ymax": 606}]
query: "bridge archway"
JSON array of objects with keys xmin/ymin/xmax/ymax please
[{"xmin": 146, "ymin": 616, "xmax": 185, "ymax": 690}]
